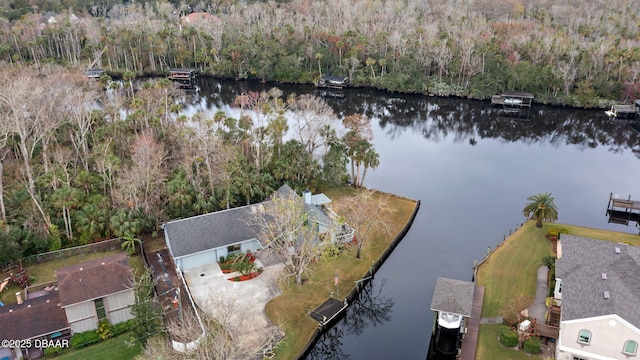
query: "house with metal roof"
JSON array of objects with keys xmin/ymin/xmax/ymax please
[
  {"xmin": 555, "ymin": 235, "xmax": 640, "ymax": 360},
  {"xmin": 163, "ymin": 184, "xmax": 352, "ymax": 271}
]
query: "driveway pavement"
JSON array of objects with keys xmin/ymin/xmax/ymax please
[{"xmin": 184, "ymin": 259, "xmax": 284, "ymax": 358}]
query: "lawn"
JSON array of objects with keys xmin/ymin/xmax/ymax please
[
  {"xmin": 476, "ymin": 221, "xmax": 552, "ymax": 318},
  {"xmin": 52, "ymin": 333, "xmax": 142, "ymax": 360},
  {"xmin": 475, "ymin": 221, "xmax": 640, "ymax": 359},
  {"xmin": 476, "ymin": 324, "xmax": 544, "ymax": 360},
  {"xmin": 265, "ymin": 187, "xmax": 418, "ymax": 359}
]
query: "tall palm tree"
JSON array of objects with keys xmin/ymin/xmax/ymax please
[{"xmin": 523, "ymin": 193, "xmax": 558, "ymax": 228}]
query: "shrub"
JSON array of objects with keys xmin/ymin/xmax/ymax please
[
  {"xmin": 112, "ymin": 319, "xmax": 134, "ymax": 336},
  {"xmin": 96, "ymin": 319, "xmax": 112, "ymax": 340},
  {"xmin": 524, "ymin": 336, "xmax": 541, "ymax": 354},
  {"xmin": 43, "ymin": 346, "xmax": 64, "ymax": 356},
  {"xmin": 70, "ymin": 330, "xmax": 100, "ymax": 348},
  {"xmin": 499, "ymin": 326, "xmax": 518, "ymax": 348}
]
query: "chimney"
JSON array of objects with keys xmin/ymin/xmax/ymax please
[
  {"xmin": 16, "ymin": 291, "xmax": 23, "ymax": 305},
  {"xmin": 303, "ymin": 190, "xmax": 312, "ymax": 205}
]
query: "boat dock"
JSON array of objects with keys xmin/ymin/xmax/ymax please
[
  {"xmin": 605, "ymin": 102, "xmax": 639, "ymax": 119},
  {"xmin": 316, "ymin": 75, "xmax": 348, "ymax": 89},
  {"xmin": 459, "ymin": 285, "xmax": 484, "ymax": 360},
  {"xmin": 491, "ymin": 92, "xmax": 534, "ymax": 108},
  {"xmin": 606, "ymin": 193, "xmax": 640, "ymax": 225},
  {"xmin": 309, "ymin": 298, "xmax": 348, "ymax": 327}
]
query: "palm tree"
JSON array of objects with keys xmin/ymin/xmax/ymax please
[
  {"xmin": 121, "ymin": 233, "xmax": 142, "ymax": 256},
  {"xmin": 523, "ymin": 193, "xmax": 558, "ymax": 228}
]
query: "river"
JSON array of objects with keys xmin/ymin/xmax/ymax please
[{"xmin": 184, "ymin": 78, "xmax": 640, "ymax": 360}]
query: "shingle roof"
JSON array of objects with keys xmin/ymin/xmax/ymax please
[
  {"xmin": 164, "ymin": 184, "xmax": 332, "ymax": 259},
  {"xmin": 56, "ymin": 253, "xmax": 133, "ymax": 307},
  {"xmin": 0, "ymin": 290, "xmax": 69, "ymax": 341},
  {"xmin": 556, "ymin": 235, "xmax": 640, "ymax": 328},
  {"xmin": 430, "ymin": 277, "xmax": 475, "ymax": 317}
]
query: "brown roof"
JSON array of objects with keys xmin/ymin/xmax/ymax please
[
  {"xmin": 56, "ymin": 253, "xmax": 133, "ymax": 307},
  {"xmin": 0, "ymin": 290, "xmax": 69, "ymax": 341}
]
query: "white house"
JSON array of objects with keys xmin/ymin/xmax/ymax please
[
  {"xmin": 56, "ymin": 253, "xmax": 135, "ymax": 333},
  {"xmin": 163, "ymin": 184, "xmax": 353, "ymax": 271},
  {"xmin": 555, "ymin": 235, "xmax": 640, "ymax": 360}
]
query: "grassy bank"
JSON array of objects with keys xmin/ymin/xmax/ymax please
[
  {"xmin": 52, "ymin": 333, "xmax": 141, "ymax": 360},
  {"xmin": 265, "ymin": 187, "xmax": 417, "ymax": 359},
  {"xmin": 476, "ymin": 221, "xmax": 639, "ymax": 359}
]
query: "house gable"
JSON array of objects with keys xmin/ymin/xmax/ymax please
[{"xmin": 558, "ymin": 314, "xmax": 640, "ymax": 360}]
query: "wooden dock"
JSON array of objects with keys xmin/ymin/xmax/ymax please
[
  {"xmin": 309, "ymin": 298, "xmax": 348, "ymax": 327},
  {"xmin": 606, "ymin": 193, "xmax": 640, "ymax": 225},
  {"xmin": 459, "ymin": 285, "xmax": 484, "ymax": 360}
]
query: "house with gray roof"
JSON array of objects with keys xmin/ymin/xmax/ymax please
[
  {"xmin": 555, "ymin": 235, "xmax": 640, "ymax": 360},
  {"xmin": 163, "ymin": 184, "xmax": 352, "ymax": 271}
]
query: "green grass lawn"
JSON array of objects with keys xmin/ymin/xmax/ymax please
[
  {"xmin": 476, "ymin": 324, "xmax": 543, "ymax": 360},
  {"xmin": 476, "ymin": 221, "xmax": 552, "ymax": 318},
  {"xmin": 265, "ymin": 188, "xmax": 417, "ymax": 359},
  {"xmin": 52, "ymin": 333, "xmax": 141, "ymax": 360},
  {"xmin": 475, "ymin": 221, "xmax": 639, "ymax": 359}
]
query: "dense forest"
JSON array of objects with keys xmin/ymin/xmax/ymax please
[
  {"xmin": 1, "ymin": 0, "xmax": 639, "ymax": 106},
  {"xmin": 0, "ymin": 66, "xmax": 384, "ymax": 262},
  {"xmin": 1, "ymin": 0, "xmax": 639, "ymax": 261}
]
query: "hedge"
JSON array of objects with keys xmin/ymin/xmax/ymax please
[
  {"xmin": 499, "ymin": 326, "xmax": 518, "ymax": 348},
  {"xmin": 524, "ymin": 336, "xmax": 541, "ymax": 354}
]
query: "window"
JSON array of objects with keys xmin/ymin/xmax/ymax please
[
  {"xmin": 227, "ymin": 244, "xmax": 241, "ymax": 253},
  {"xmin": 577, "ymin": 329, "xmax": 591, "ymax": 344},
  {"xmin": 572, "ymin": 357, "xmax": 586, "ymax": 360},
  {"xmin": 94, "ymin": 298, "xmax": 106, "ymax": 320},
  {"xmin": 624, "ymin": 340, "xmax": 638, "ymax": 355}
]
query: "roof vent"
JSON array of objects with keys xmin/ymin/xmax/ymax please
[
  {"xmin": 101, "ymin": 262, "xmax": 105, "ymax": 265},
  {"xmin": 79, "ymin": 267, "xmax": 84, "ymax": 270},
  {"xmin": 615, "ymin": 247, "xmax": 621, "ymax": 254},
  {"xmin": 604, "ymin": 291, "xmax": 610, "ymax": 299},
  {"xmin": 602, "ymin": 273, "xmax": 607, "ymax": 280}
]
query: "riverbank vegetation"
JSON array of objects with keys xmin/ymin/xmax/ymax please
[
  {"xmin": 1, "ymin": 0, "xmax": 639, "ymax": 107},
  {"xmin": 476, "ymin": 221, "xmax": 640, "ymax": 358},
  {"xmin": 265, "ymin": 187, "xmax": 416, "ymax": 359},
  {"xmin": 0, "ymin": 68, "xmax": 381, "ymax": 264}
]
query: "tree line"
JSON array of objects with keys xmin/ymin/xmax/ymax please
[
  {"xmin": 1, "ymin": 0, "xmax": 639, "ymax": 107},
  {"xmin": 0, "ymin": 65, "xmax": 379, "ymax": 263}
]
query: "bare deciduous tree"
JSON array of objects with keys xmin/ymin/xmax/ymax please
[
  {"xmin": 253, "ymin": 188, "xmax": 324, "ymax": 285},
  {"xmin": 289, "ymin": 94, "xmax": 337, "ymax": 154},
  {"xmin": 331, "ymin": 189, "xmax": 392, "ymax": 259}
]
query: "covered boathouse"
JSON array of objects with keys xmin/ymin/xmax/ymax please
[
  {"xmin": 429, "ymin": 277, "xmax": 484, "ymax": 359},
  {"xmin": 316, "ymin": 75, "xmax": 348, "ymax": 89},
  {"xmin": 491, "ymin": 91, "xmax": 534, "ymax": 108}
]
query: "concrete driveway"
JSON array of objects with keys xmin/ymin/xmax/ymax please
[{"xmin": 183, "ymin": 258, "xmax": 284, "ymax": 358}]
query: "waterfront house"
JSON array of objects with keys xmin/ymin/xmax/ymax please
[
  {"xmin": 163, "ymin": 184, "xmax": 353, "ymax": 271},
  {"xmin": 554, "ymin": 235, "xmax": 640, "ymax": 360},
  {"xmin": 56, "ymin": 253, "xmax": 135, "ymax": 333}
]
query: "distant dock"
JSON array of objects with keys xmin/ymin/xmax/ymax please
[
  {"xmin": 491, "ymin": 92, "xmax": 534, "ymax": 108},
  {"xmin": 605, "ymin": 101, "xmax": 640, "ymax": 119}
]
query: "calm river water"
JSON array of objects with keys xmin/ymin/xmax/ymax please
[{"xmin": 185, "ymin": 78, "xmax": 640, "ymax": 360}]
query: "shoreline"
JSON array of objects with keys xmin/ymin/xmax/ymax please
[{"xmin": 293, "ymin": 197, "xmax": 421, "ymax": 359}]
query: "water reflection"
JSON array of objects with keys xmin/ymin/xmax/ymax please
[
  {"xmin": 190, "ymin": 78, "xmax": 640, "ymax": 156},
  {"xmin": 305, "ymin": 280, "xmax": 395, "ymax": 360}
]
